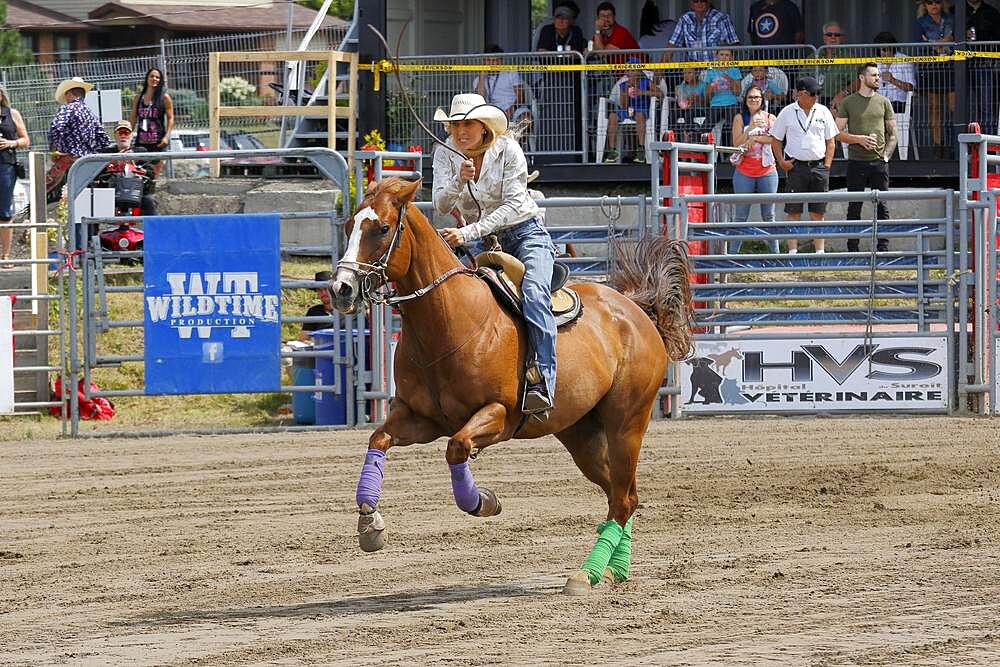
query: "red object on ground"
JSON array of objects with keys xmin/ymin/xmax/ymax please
[{"xmin": 49, "ymin": 376, "xmax": 116, "ymax": 420}]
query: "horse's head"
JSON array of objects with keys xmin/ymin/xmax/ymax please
[{"xmin": 331, "ymin": 177, "xmax": 420, "ymax": 313}]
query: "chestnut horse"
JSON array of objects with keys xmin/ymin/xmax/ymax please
[{"xmin": 332, "ymin": 177, "xmax": 692, "ymax": 595}]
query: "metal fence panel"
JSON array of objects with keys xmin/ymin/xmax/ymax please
[{"xmin": 60, "ymin": 147, "xmax": 353, "ymax": 436}]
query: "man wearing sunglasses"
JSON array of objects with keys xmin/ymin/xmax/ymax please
[
  {"xmin": 818, "ymin": 21, "xmax": 857, "ymax": 113},
  {"xmin": 768, "ymin": 77, "xmax": 838, "ymax": 254}
]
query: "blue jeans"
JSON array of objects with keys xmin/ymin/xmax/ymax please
[
  {"xmin": 0, "ymin": 162, "xmax": 16, "ymax": 219},
  {"xmin": 731, "ymin": 168, "xmax": 779, "ymax": 254},
  {"xmin": 497, "ymin": 217, "xmax": 557, "ymax": 399}
]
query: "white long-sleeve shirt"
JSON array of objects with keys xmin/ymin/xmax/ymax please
[{"xmin": 432, "ymin": 134, "xmax": 539, "ymax": 243}]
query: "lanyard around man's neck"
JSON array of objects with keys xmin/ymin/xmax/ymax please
[{"xmin": 795, "ymin": 104, "xmax": 816, "ymax": 134}]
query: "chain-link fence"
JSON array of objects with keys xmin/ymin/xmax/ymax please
[{"xmin": 2, "ymin": 25, "xmax": 348, "ymax": 151}]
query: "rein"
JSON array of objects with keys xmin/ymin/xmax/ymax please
[{"xmin": 336, "ymin": 202, "xmax": 476, "ymax": 306}]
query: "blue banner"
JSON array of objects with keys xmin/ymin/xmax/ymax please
[{"xmin": 143, "ymin": 214, "xmax": 282, "ymax": 394}]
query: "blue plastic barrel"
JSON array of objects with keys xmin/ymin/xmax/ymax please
[
  {"xmin": 310, "ymin": 328, "xmax": 370, "ymax": 425},
  {"xmin": 291, "ymin": 366, "xmax": 315, "ymax": 425}
]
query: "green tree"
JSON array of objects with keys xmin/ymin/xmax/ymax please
[
  {"xmin": 0, "ymin": 1, "xmax": 34, "ymax": 66},
  {"xmin": 295, "ymin": 0, "xmax": 355, "ymax": 20},
  {"xmin": 531, "ymin": 0, "xmax": 548, "ymax": 30}
]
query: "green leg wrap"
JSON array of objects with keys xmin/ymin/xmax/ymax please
[
  {"xmin": 606, "ymin": 516, "xmax": 634, "ymax": 582},
  {"xmin": 580, "ymin": 519, "xmax": 624, "ymax": 585}
]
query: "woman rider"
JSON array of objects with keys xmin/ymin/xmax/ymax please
[{"xmin": 432, "ymin": 93, "xmax": 557, "ymax": 415}]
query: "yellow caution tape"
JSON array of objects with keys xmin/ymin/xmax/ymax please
[
  {"xmin": 358, "ymin": 51, "xmax": 997, "ymax": 75},
  {"xmin": 956, "ymin": 49, "xmax": 1000, "ymax": 59}
]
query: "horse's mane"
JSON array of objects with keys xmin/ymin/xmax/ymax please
[
  {"xmin": 364, "ymin": 176, "xmax": 463, "ymax": 269},
  {"xmin": 610, "ymin": 237, "xmax": 694, "ymax": 362}
]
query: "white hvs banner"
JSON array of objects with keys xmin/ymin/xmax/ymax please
[
  {"xmin": 0, "ymin": 297, "xmax": 13, "ymax": 413},
  {"xmin": 680, "ymin": 336, "xmax": 949, "ymax": 413}
]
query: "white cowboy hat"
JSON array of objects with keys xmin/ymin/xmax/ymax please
[
  {"xmin": 54, "ymin": 77, "xmax": 94, "ymax": 103},
  {"xmin": 433, "ymin": 93, "xmax": 508, "ymax": 140}
]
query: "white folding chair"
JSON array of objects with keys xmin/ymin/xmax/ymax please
[
  {"xmin": 595, "ymin": 77, "xmax": 658, "ymax": 163},
  {"xmin": 657, "ymin": 79, "xmax": 673, "ymax": 141},
  {"xmin": 596, "ymin": 96, "xmax": 609, "ymax": 163},
  {"xmin": 896, "ymin": 90, "xmax": 917, "ymax": 160}
]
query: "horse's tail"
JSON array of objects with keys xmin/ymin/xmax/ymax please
[{"xmin": 609, "ymin": 237, "xmax": 694, "ymax": 362}]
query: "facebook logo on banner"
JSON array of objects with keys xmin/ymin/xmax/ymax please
[{"xmin": 144, "ymin": 214, "xmax": 282, "ymax": 394}]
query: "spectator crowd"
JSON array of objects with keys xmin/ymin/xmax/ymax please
[
  {"xmin": 498, "ymin": 0, "xmax": 1000, "ymax": 165},
  {"xmin": 499, "ymin": 0, "xmax": 999, "ymax": 254}
]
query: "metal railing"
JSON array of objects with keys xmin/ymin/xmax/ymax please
[
  {"xmin": 958, "ymin": 130, "xmax": 1000, "ymax": 414},
  {"xmin": 61, "ymin": 146, "xmax": 352, "ymax": 436},
  {"xmin": 8, "ymin": 38, "xmax": 998, "ymax": 169},
  {"xmin": 385, "ymin": 50, "xmax": 587, "ymax": 161},
  {"xmin": 2, "ymin": 152, "xmax": 66, "ymax": 421},
  {"xmin": 585, "ymin": 45, "xmax": 819, "ymax": 164},
  {"xmin": 389, "ymin": 42, "xmax": 997, "ymax": 167},
  {"xmin": 650, "ymin": 138, "xmax": 961, "ymax": 416}
]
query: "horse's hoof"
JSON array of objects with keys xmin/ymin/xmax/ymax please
[
  {"xmin": 358, "ymin": 510, "xmax": 387, "ymax": 552},
  {"xmin": 562, "ymin": 570, "xmax": 592, "ymax": 596},
  {"xmin": 471, "ymin": 488, "xmax": 502, "ymax": 517}
]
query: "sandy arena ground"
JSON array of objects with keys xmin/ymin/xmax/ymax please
[{"xmin": 2, "ymin": 416, "xmax": 999, "ymax": 665}]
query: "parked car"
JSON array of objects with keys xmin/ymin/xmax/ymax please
[
  {"xmin": 169, "ymin": 129, "xmax": 265, "ymax": 151},
  {"xmin": 168, "ymin": 129, "xmax": 267, "ymax": 176}
]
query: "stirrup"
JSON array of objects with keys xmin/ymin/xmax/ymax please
[{"xmin": 523, "ymin": 384, "xmax": 553, "ymax": 415}]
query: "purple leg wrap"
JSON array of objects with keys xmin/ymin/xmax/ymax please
[
  {"xmin": 449, "ymin": 461, "xmax": 481, "ymax": 513},
  {"xmin": 356, "ymin": 449, "xmax": 386, "ymax": 510}
]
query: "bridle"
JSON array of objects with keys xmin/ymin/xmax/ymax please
[{"xmin": 336, "ymin": 202, "xmax": 474, "ymax": 306}]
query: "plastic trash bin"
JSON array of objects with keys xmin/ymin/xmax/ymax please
[
  {"xmin": 291, "ymin": 365, "xmax": 315, "ymax": 425},
  {"xmin": 310, "ymin": 328, "xmax": 369, "ymax": 425}
]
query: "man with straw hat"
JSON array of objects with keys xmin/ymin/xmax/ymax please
[
  {"xmin": 46, "ymin": 77, "xmax": 112, "ymax": 200},
  {"xmin": 432, "ymin": 92, "xmax": 558, "ymax": 416}
]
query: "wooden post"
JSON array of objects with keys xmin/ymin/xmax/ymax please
[
  {"xmin": 347, "ymin": 52, "xmax": 358, "ymax": 175},
  {"xmin": 209, "ymin": 52, "xmax": 220, "ymax": 178},
  {"xmin": 27, "ymin": 151, "xmax": 50, "ymax": 404},
  {"xmin": 328, "ymin": 51, "xmax": 337, "ymax": 154},
  {"xmin": 27, "ymin": 151, "xmax": 46, "ymax": 322}
]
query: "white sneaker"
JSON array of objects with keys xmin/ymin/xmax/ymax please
[{"xmin": 787, "ymin": 248, "xmax": 798, "ymax": 254}]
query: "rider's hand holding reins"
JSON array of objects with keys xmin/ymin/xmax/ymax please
[
  {"xmin": 458, "ymin": 159, "xmax": 476, "ymax": 183},
  {"xmin": 440, "ymin": 227, "xmax": 463, "ymax": 247}
]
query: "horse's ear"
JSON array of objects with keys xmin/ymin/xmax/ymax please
[{"xmin": 393, "ymin": 177, "xmax": 422, "ymax": 205}]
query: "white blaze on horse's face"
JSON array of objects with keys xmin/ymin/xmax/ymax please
[{"xmin": 332, "ymin": 206, "xmax": 380, "ymax": 312}]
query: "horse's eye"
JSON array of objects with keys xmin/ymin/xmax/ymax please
[{"xmin": 380, "ymin": 224, "xmax": 390, "ymax": 235}]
